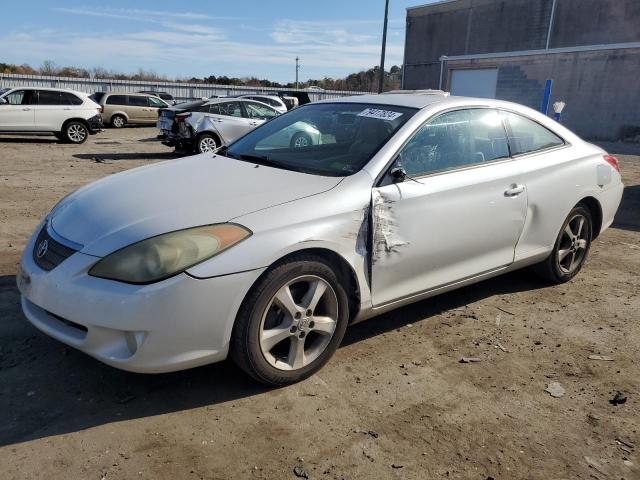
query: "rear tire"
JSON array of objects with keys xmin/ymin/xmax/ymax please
[
  {"xmin": 532, "ymin": 204, "xmax": 593, "ymax": 283},
  {"xmin": 231, "ymin": 255, "xmax": 350, "ymax": 386},
  {"xmin": 290, "ymin": 132, "xmax": 312, "ymax": 148},
  {"xmin": 196, "ymin": 132, "xmax": 218, "ymax": 154},
  {"xmin": 110, "ymin": 115, "xmax": 126, "ymax": 129},
  {"xmin": 63, "ymin": 121, "xmax": 89, "ymax": 144}
]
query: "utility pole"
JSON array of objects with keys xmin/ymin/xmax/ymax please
[
  {"xmin": 378, "ymin": 0, "xmax": 390, "ymax": 93},
  {"xmin": 295, "ymin": 56, "xmax": 300, "ymax": 89}
]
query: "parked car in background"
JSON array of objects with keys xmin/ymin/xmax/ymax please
[
  {"xmin": 138, "ymin": 91, "xmax": 176, "ymax": 105},
  {"xmin": 17, "ymin": 92, "xmax": 624, "ymax": 386},
  {"xmin": 95, "ymin": 92, "xmax": 169, "ymax": 128},
  {"xmin": 160, "ymin": 98, "xmax": 281, "ymax": 153},
  {"xmin": 238, "ymin": 94, "xmax": 288, "ymax": 113},
  {"xmin": 157, "ymin": 98, "xmax": 210, "ymax": 141},
  {"xmin": 0, "ymin": 87, "xmax": 102, "ymax": 143}
]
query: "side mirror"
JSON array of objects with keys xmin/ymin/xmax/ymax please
[{"xmin": 390, "ymin": 166, "xmax": 407, "ymax": 183}]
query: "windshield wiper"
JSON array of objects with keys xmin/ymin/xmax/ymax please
[{"xmin": 234, "ymin": 154, "xmax": 307, "ymax": 173}]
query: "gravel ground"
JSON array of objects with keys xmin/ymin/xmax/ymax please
[{"xmin": 0, "ymin": 128, "xmax": 638, "ymax": 480}]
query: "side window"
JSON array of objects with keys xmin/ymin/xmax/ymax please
[
  {"xmin": 148, "ymin": 97, "xmax": 166, "ymax": 108},
  {"xmin": 128, "ymin": 96, "xmax": 148, "ymax": 107},
  {"xmin": 208, "ymin": 104, "xmax": 221, "ymax": 114},
  {"xmin": 219, "ymin": 102, "xmax": 243, "ymax": 117},
  {"xmin": 245, "ymin": 102, "xmax": 278, "ymax": 120},
  {"xmin": 38, "ymin": 90, "xmax": 64, "ymax": 105},
  {"xmin": 398, "ymin": 109, "xmax": 509, "ymax": 177},
  {"xmin": 4, "ymin": 90, "xmax": 34, "ymax": 105},
  {"xmin": 501, "ymin": 111, "xmax": 564, "ymax": 155},
  {"xmin": 65, "ymin": 93, "xmax": 83, "ymax": 105},
  {"xmin": 106, "ymin": 95, "xmax": 127, "ymax": 105}
]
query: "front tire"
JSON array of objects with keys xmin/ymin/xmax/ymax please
[
  {"xmin": 290, "ymin": 132, "xmax": 312, "ymax": 148},
  {"xmin": 533, "ymin": 204, "xmax": 593, "ymax": 283},
  {"xmin": 63, "ymin": 121, "xmax": 89, "ymax": 144},
  {"xmin": 231, "ymin": 255, "xmax": 350, "ymax": 386}
]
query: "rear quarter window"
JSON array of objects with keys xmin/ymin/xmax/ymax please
[
  {"xmin": 106, "ymin": 95, "xmax": 127, "ymax": 105},
  {"xmin": 501, "ymin": 111, "xmax": 564, "ymax": 155}
]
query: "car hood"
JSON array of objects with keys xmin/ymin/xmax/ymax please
[{"xmin": 50, "ymin": 154, "xmax": 342, "ymax": 257}]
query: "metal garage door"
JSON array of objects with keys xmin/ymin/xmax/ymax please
[{"xmin": 450, "ymin": 69, "xmax": 498, "ymax": 98}]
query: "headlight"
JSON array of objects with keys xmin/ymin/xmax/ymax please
[{"xmin": 89, "ymin": 224, "xmax": 251, "ymax": 284}]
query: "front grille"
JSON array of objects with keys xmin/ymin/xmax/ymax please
[{"xmin": 33, "ymin": 225, "xmax": 78, "ymax": 271}]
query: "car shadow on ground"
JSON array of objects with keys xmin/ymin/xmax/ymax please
[
  {"xmin": 0, "ymin": 268, "xmax": 547, "ymax": 447},
  {"xmin": 0, "ymin": 136, "xmax": 60, "ymax": 144},
  {"xmin": 613, "ymin": 184, "xmax": 640, "ymax": 232},
  {"xmin": 73, "ymin": 152, "xmax": 183, "ymax": 161}
]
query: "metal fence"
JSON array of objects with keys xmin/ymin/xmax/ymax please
[{"xmin": 0, "ymin": 73, "xmax": 367, "ymax": 103}]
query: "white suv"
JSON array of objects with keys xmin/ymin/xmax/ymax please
[{"xmin": 0, "ymin": 87, "xmax": 103, "ymax": 143}]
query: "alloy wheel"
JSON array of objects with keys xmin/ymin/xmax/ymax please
[
  {"xmin": 68, "ymin": 124, "xmax": 87, "ymax": 143},
  {"xmin": 557, "ymin": 213, "xmax": 589, "ymax": 274},
  {"xmin": 199, "ymin": 136, "xmax": 217, "ymax": 153},
  {"xmin": 293, "ymin": 135, "xmax": 310, "ymax": 148},
  {"xmin": 259, "ymin": 275, "xmax": 338, "ymax": 371}
]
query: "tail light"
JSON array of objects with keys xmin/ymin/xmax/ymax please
[
  {"xmin": 176, "ymin": 113, "xmax": 191, "ymax": 123},
  {"xmin": 603, "ymin": 154, "xmax": 620, "ymax": 173}
]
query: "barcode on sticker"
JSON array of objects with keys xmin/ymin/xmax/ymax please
[{"xmin": 357, "ymin": 108, "xmax": 403, "ymax": 121}]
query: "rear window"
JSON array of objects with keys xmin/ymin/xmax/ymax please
[
  {"xmin": 106, "ymin": 95, "xmax": 127, "ymax": 105},
  {"xmin": 90, "ymin": 92, "xmax": 105, "ymax": 103}
]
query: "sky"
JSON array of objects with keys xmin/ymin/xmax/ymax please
[{"xmin": 0, "ymin": 0, "xmax": 436, "ymax": 83}]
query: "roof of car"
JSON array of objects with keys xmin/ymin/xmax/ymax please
[
  {"xmin": 4, "ymin": 86, "xmax": 88, "ymax": 96},
  {"xmin": 318, "ymin": 91, "xmax": 456, "ymax": 109}
]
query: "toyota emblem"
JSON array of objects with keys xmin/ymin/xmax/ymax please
[{"xmin": 36, "ymin": 239, "xmax": 49, "ymax": 259}]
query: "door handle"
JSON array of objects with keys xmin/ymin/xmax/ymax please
[
  {"xmin": 22, "ymin": 107, "xmax": 31, "ymax": 111},
  {"xmin": 504, "ymin": 184, "xmax": 525, "ymax": 197}
]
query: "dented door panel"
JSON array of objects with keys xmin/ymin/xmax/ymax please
[{"xmin": 370, "ymin": 162, "xmax": 527, "ymax": 307}]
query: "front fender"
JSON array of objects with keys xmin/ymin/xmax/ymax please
[{"xmin": 186, "ymin": 173, "xmax": 374, "ymax": 305}]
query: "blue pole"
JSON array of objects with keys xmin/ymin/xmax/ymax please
[{"xmin": 540, "ymin": 79, "xmax": 553, "ymax": 115}]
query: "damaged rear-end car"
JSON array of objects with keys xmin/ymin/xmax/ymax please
[{"xmin": 160, "ymin": 98, "xmax": 282, "ymax": 154}]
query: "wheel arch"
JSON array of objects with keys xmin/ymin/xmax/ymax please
[
  {"xmin": 109, "ymin": 111, "xmax": 129, "ymax": 123},
  {"xmin": 577, "ymin": 196, "xmax": 603, "ymax": 239},
  {"xmin": 61, "ymin": 117, "xmax": 90, "ymax": 132},
  {"xmin": 239, "ymin": 247, "xmax": 362, "ymax": 325},
  {"xmin": 197, "ymin": 129, "xmax": 222, "ymax": 147}
]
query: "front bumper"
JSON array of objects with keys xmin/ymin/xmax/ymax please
[{"xmin": 17, "ymin": 229, "xmax": 264, "ymax": 373}]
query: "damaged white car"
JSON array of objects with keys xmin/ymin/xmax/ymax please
[
  {"xmin": 17, "ymin": 92, "xmax": 623, "ymax": 386},
  {"xmin": 163, "ymin": 98, "xmax": 281, "ymax": 153}
]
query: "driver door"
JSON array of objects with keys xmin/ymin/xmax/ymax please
[
  {"xmin": 370, "ymin": 108, "xmax": 527, "ymax": 306},
  {"xmin": 0, "ymin": 89, "xmax": 36, "ymax": 131}
]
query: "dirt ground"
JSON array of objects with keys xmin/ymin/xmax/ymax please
[{"xmin": 0, "ymin": 128, "xmax": 638, "ymax": 480}]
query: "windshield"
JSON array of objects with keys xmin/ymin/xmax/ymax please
[
  {"xmin": 225, "ymin": 102, "xmax": 417, "ymax": 176},
  {"xmin": 0, "ymin": 88, "xmax": 9, "ymax": 97}
]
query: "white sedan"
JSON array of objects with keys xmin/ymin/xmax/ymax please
[{"xmin": 17, "ymin": 91, "xmax": 623, "ymax": 386}]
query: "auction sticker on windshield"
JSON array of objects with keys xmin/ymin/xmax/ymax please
[{"xmin": 357, "ymin": 108, "xmax": 403, "ymax": 121}]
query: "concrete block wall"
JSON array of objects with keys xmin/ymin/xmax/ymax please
[{"xmin": 444, "ymin": 48, "xmax": 640, "ymax": 141}]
